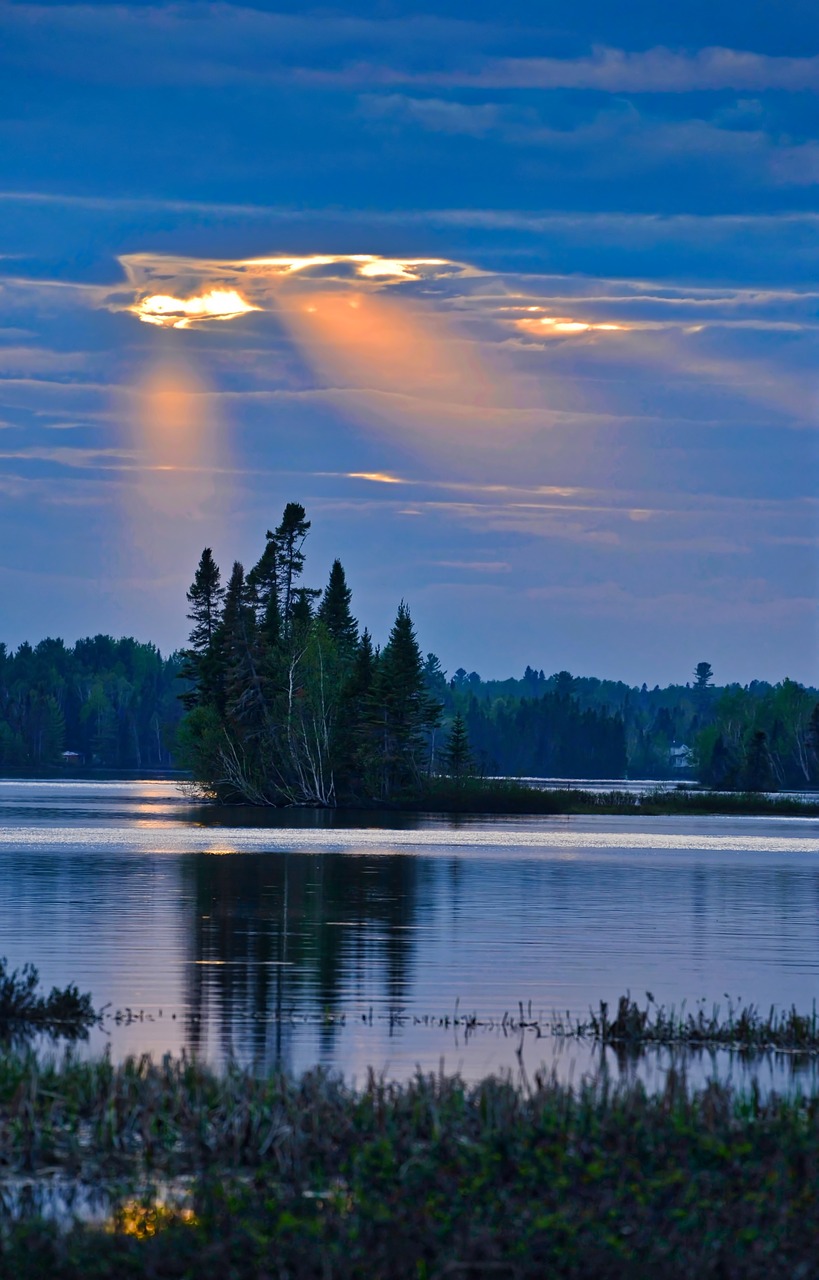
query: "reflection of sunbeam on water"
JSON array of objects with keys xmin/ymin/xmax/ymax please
[{"xmin": 118, "ymin": 358, "xmax": 227, "ymax": 580}]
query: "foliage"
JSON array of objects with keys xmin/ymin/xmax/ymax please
[
  {"xmin": 0, "ymin": 958, "xmax": 96, "ymax": 1036},
  {"xmin": 4, "ymin": 1051, "xmax": 819, "ymax": 1277},
  {"xmin": 585, "ymin": 992, "xmax": 819, "ymax": 1052},
  {"xmin": 697, "ymin": 678, "xmax": 819, "ymax": 790},
  {"xmin": 437, "ymin": 664, "xmax": 818, "ymax": 788},
  {"xmin": 179, "ymin": 508, "xmax": 442, "ymax": 805},
  {"xmin": 0, "ymin": 637, "xmax": 185, "ymax": 769}
]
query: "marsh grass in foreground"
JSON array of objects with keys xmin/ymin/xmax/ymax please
[{"xmin": 2, "ymin": 1049, "xmax": 819, "ymax": 1277}]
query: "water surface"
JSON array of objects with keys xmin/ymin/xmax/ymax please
[{"xmin": 1, "ymin": 779, "xmax": 819, "ymax": 1088}]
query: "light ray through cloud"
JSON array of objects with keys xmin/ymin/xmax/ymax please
[{"xmin": 117, "ymin": 358, "xmax": 229, "ymax": 583}]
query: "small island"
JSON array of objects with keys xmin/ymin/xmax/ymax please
[{"xmin": 170, "ymin": 502, "xmax": 819, "ymax": 818}]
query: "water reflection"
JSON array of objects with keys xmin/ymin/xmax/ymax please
[
  {"xmin": 182, "ymin": 852, "xmax": 424, "ymax": 1070},
  {"xmin": 1, "ymin": 781, "xmax": 819, "ymax": 1089}
]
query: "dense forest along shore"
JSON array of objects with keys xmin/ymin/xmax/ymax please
[{"xmin": 2, "ymin": 504, "xmax": 817, "ymax": 806}]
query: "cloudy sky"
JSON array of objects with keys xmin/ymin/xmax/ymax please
[{"xmin": 0, "ymin": 0, "xmax": 817, "ymax": 685}]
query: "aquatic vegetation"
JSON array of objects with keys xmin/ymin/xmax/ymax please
[
  {"xmin": 403, "ymin": 776, "xmax": 819, "ymax": 816},
  {"xmin": 0, "ymin": 959, "xmax": 96, "ymax": 1037},
  {"xmin": 2, "ymin": 1049, "xmax": 819, "ymax": 1276},
  {"xmin": 580, "ymin": 993, "xmax": 819, "ymax": 1053}
]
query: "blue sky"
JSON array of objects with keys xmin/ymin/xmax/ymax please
[{"xmin": 0, "ymin": 0, "xmax": 816, "ymax": 685}]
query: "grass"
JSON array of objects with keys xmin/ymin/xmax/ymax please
[
  {"xmin": 576, "ymin": 993, "xmax": 819, "ymax": 1053},
  {"xmin": 0, "ymin": 958, "xmax": 97, "ymax": 1038},
  {"xmin": 344, "ymin": 994, "xmax": 819, "ymax": 1057},
  {"xmin": 403, "ymin": 777, "xmax": 819, "ymax": 817},
  {"xmin": 2, "ymin": 1048, "xmax": 819, "ymax": 1277}
]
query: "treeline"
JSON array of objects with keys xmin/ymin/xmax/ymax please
[
  {"xmin": 0, "ymin": 636, "xmax": 184, "ymax": 769},
  {"xmin": 698, "ymin": 683, "xmax": 819, "ymax": 790},
  {"xmin": 179, "ymin": 504, "xmax": 441, "ymax": 804},
  {"xmin": 2, "ymin": 511, "xmax": 816, "ymax": 793},
  {"xmin": 434, "ymin": 665, "xmax": 819, "ymax": 789},
  {"xmin": 461, "ymin": 688, "xmax": 626, "ymax": 778}
]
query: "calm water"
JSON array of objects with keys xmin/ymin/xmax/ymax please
[{"xmin": 2, "ymin": 779, "xmax": 819, "ymax": 1088}]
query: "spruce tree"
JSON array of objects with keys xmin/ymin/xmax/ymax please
[
  {"xmin": 245, "ymin": 536, "xmax": 281, "ymax": 649},
  {"xmin": 318, "ymin": 559, "xmax": 359, "ymax": 656},
  {"xmin": 186, "ymin": 548, "xmax": 223, "ymax": 651},
  {"xmin": 444, "ymin": 711, "xmax": 473, "ymax": 779},
  {"xmin": 374, "ymin": 602, "xmax": 441, "ymax": 797},
  {"xmin": 290, "ymin": 586, "xmax": 321, "ymax": 636},
  {"xmin": 180, "ymin": 548, "xmax": 224, "ymax": 709},
  {"xmin": 218, "ymin": 560, "xmax": 249, "ymax": 717}
]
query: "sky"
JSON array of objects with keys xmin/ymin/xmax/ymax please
[{"xmin": 0, "ymin": 0, "xmax": 817, "ymax": 687}]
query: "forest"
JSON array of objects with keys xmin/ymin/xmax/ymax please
[
  {"xmin": 1, "ymin": 502, "xmax": 817, "ymax": 794},
  {"xmin": 0, "ymin": 636, "xmax": 183, "ymax": 770},
  {"xmin": 440, "ymin": 666, "xmax": 819, "ymax": 790}
]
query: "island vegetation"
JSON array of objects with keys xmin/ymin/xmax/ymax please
[
  {"xmin": 175, "ymin": 503, "xmax": 819, "ymax": 807},
  {"xmin": 1, "ymin": 503, "xmax": 817, "ymax": 806}
]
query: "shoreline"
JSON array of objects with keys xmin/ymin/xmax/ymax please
[{"xmin": 3, "ymin": 773, "xmax": 818, "ymax": 819}]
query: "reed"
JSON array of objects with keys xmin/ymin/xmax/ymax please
[
  {"xmin": 2, "ymin": 1049, "xmax": 819, "ymax": 1277},
  {"xmin": 0, "ymin": 959, "xmax": 96, "ymax": 1037},
  {"xmin": 580, "ymin": 993, "xmax": 819, "ymax": 1053}
]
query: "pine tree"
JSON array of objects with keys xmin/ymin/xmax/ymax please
[
  {"xmin": 273, "ymin": 503, "xmax": 311, "ymax": 634},
  {"xmin": 220, "ymin": 561, "xmax": 272, "ymax": 734},
  {"xmin": 318, "ymin": 559, "xmax": 358, "ymax": 656},
  {"xmin": 444, "ymin": 712, "xmax": 473, "ymax": 778},
  {"xmin": 743, "ymin": 730, "xmax": 774, "ymax": 792}
]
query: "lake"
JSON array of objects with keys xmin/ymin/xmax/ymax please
[{"xmin": 2, "ymin": 779, "xmax": 819, "ymax": 1089}]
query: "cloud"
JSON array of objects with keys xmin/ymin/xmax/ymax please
[
  {"xmin": 424, "ymin": 47, "xmax": 819, "ymax": 93},
  {"xmin": 358, "ymin": 95, "xmax": 819, "ymax": 187},
  {"xmin": 359, "ymin": 95, "xmax": 501, "ymax": 136},
  {"xmin": 4, "ymin": 6, "xmax": 819, "ymax": 95},
  {"xmin": 434, "ymin": 560, "xmax": 511, "ymax": 572}
]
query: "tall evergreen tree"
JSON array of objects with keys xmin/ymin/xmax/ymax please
[
  {"xmin": 372, "ymin": 602, "xmax": 441, "ymax": 797},
  {"xmin": 318, "ymin": 559, "xmax": 358, "ymax": 656},
  {"xmin": 180, "ymin": 548, "xmax": 224, "ymax": 709},
  {"xmin": 245, "ymin": 536, "xmax": 281, "ymax": 649},
  {"xmin": 186, "ymin": 548, "xmax": 223, "ymax": 651},
  {"xmin": 290, "ymin": 586, "xmax": 321, "ymax": 636},
  {"xmin": 220, "ymin": 561, "xmax": 272, "ymax": 739},
  {"xmin": 444, "ymin": 711, "xmax": 473, "ymax": 778},
  {"xmin": 274, "ymin": 503, "xmax": 311, "ymax": 634},
  {"xmin": 743, "ymin": 729, "xmax": 774, "ymax": 791}
]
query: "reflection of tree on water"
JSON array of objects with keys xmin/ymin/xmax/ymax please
[{"xmin": 181, "ymin": 851, "xmax": 423, "ymax": 1069}]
